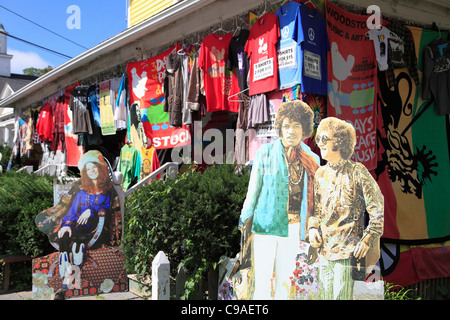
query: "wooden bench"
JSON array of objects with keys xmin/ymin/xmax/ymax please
[{"xmin": 0, "ymin": 254, "xmax": 34, "ymax": 292}]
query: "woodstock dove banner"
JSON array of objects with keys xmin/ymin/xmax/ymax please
[
  {"xmin": 325, "ymin": 1, "xmax": 377, "ymax": 170},
  {"xmin": 126, "ymin": 43, "xmax": 191, "ymax": 150}
]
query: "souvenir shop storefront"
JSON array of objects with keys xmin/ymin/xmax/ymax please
[{"xmin": 1, "ymin": 0, "xmax": 449, "ymax": 292}]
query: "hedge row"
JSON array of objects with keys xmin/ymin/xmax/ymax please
[{"xmin": 123, "ymin": 164, "xmax": 250, "ymax": 284}]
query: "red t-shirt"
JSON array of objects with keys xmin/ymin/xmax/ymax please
[
  {"xmin": 198, "ymin": 33, "xmax": 240, "ymax": 113},
  {"xmin": 36, "ymin": 103, "xmax": 54, "ymax": 142},
  {"xmin": 245, "ymin": 13, "xmax": 280, "ymax": 96}
]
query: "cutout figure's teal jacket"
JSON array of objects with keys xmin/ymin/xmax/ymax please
[{"xmin": 240, "ymin": 139, "xmax": 319, "ymax": 239}]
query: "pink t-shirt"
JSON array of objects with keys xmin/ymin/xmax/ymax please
[{"xmin": 245, "ymin": 13, "xmax": 280, "ymax": 96}]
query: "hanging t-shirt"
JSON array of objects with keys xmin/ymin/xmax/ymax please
[
  {"xmin": 69, "ymin": 87, "xmax": 94, "ymax": 135},
  {"xmin": 198, "ymin": 33, "xmax": 240, "ymax": 113},
  {"xmin": 51, "ymin": 95, "xmax": 65, "ymax": 151},
  {"xmin": 136, "ymin": 146, "xmax": 161, "ymax": 181},
  {"xmin": 119, "ymin": 143, "xmax": 138, "ymax": 190},
  {"xmin": 99, "ymin": 80, "xmax": 116, "ymax": 135},
  {"xmin": 114, "ymin": 74, "xmax": 128, "ymax": 130},
  {"xmin": 87, "ymin": 85, "xmax": 101, "ymax": 127},
  {"xmin": 248, "ymin": 90, "xmax": 285, "ymax": 161},
  {"xmin": 275, "ymin": 1, "xmax": 303, "ymax": 89},
  {"xmin": 368, "ymin": 26, "xmax": 390, "ymax": 71},
  {"xmin": 245, "ymin": 12, "xmax": 280, "ymax": 96},
  {"xmin": 64, "ymin": 83, "xmax": 83, "ymax": 167},
  {"xmin": 299, "ymin": 5, "xmax": 330, "ymax": 95},
  {"xmin": 110, "ymin": 76, "xmax": 127, "ymax": 131},
  {"xmin": 227, "ymin": 29, "xmax": 250, "ymax": 92},
  {"xmin": 36, "ymin": 103, "xmax": 54, "ymax": 142},
  {"xmin": 422, "ymin": 38, "xmax": 450, "ymax": 115}
]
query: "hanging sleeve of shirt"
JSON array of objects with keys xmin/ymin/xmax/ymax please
[
  {"xmin": 51, "ymin": 94, "xmax": 66, "ymax": 151},
  {"xmin": 186, "ymin": 52, "xmax": 203, "ymax": 112},
  {"xmin": 163, "ymin": 51, "xmax": 184, "ymax": 127}
]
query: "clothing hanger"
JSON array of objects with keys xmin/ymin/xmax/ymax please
[
  {"xmin": 232, "ymin": 17, "xmax": 242, "ymax": 37},
  {"xmin": 211, "ymin": 19, "xmax": 229, "ymax": 35},
  {"xmin": 190, "ymin": 33, "xmax": 202, "ymax": 47},
  {"xmin": 258, "ymin": 1, "xmax": 268, "ymax": 18},
  {"xmin": 303, "ymin": 0, "xmax": 317, "ymax": 9},
  {"xmin": 236, "ymin": 15, "xmax": 248, "ymax": 29},
  {"xmin": 233, "ymin": 26, "xmax": 242, "ymax": 37},
  {"xmin": 431, "ymin": 22, "xmax": 445, "ymax": 41},
  {"xmin": 228, "ymin": 88, "xmax": 249, "ymax": 102},
  {"xmin": 177, "ymin": 37, "xmax": 186, "ymax": 55}
]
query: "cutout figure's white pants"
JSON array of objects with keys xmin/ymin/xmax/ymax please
[{"xmin": 252, "ymin": 223, "xmax": 299, "ymax": 300}]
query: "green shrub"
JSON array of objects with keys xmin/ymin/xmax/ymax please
[
  {"xmin": 0, "ymin": 144, "xmax": 12, "ymax": 171},
  {"xmin": 0, "ymin": 171, "xmax": 56, "ymax": 289},
  {"xmin": 123, "ymin": 164, "xmax": 250, "ymax": 295},
  {"xmin": 0, "ymin": 171, "xmax": 55, "ymax": 256}
]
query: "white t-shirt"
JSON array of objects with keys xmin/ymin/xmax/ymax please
[{"xmin": 368, "ymin": 27, "xmax": 391, "ymax": 71}]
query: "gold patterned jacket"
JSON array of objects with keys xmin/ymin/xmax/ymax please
[{"xmin": 308, "ymin": 159, "xmax": 384, "ymax": 260}]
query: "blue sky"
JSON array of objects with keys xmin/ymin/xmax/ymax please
[{"xmin": 0, "ymin": 0, "xmax": 127, "ymax": 74}]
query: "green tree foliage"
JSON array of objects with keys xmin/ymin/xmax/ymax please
[{"xmin": 22, "ymin": 66, "xmax": 53, "ymax": 77}]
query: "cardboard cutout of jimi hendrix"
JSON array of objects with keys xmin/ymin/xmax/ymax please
[
  {"xmin": 34, "ymin": 150, "xmax": 125, "ymax": 299},
  {"xmin": 235, "ymin": 105, "xmax": 384, "ymax": 300},
  {"xmin": 237, "ymin": 101, "xmax": 321, "ymax": 300}
]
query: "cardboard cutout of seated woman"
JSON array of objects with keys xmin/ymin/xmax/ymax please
[{"xmin": 34, "ymin": 150, "xmax": 123, "ymax": 298}]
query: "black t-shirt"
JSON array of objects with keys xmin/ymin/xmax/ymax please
[
  {"xmin": 70, "ymin": 87, "xmax": 94, "ymax": 135},
  {"xmin": 227, "ymin": 29, "xmax": 250, "ymax": 92}
]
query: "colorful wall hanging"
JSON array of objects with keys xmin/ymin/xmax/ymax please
[{"xmin": 126, "ymin": 44, "xmax": 191, "ymax": 150}]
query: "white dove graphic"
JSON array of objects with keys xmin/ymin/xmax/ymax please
[
  {"xmin": 131, "ymin": 67, "xmax": 148, "ymax": 99},
  {"xmin": 258, "ymin": 38, "xmax": 268, "ymax": 55},
  {"xmin": 331, "ymin": 42, "xmax": 355, "ymax": 93}
]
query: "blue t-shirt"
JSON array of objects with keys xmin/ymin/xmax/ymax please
[
  {"xmin": 299, "ymin": 6, "xmax": 330, "ymax": 95},
  {"xmin": 275, "ymin": 1, "xmax": 303, "ymax": 89},
  {"xmin": 88, "ymin": 86, "xmax": 101, "ymax": 127}
]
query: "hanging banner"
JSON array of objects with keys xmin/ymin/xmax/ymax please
[
  {"xmin": 325, "ymin": 1, "xmax": 377, "ymax": 170},
  {"xmin": 373, "ymin": 26, "xmax": 450, "ymax": 287},
  {"xmin": 126, "ymin": 43, "xmax": 191, "ymax": 150}
]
